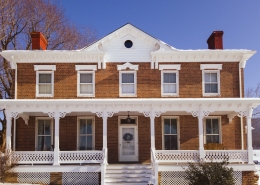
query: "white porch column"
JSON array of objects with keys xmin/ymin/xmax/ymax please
[
  {"xmin": 246, "ymin": 107, "xmax": 254, "ymax": 164},
  {"xmin": 5, "ymin": 111, "xmax": 19, "ymax": 154},
  {"xmin": 95, "ymin": 111, "xmax": 116, "ymax": 185},
  {"xmin": 45, "ymin": 111, "xmax": 67, "ymax": 166},
  {"xmin": 198, "ymin": 114, "xmax": 205, "ymax": 160}
]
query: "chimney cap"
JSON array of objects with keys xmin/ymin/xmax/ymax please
[{"xmin": 207, "ymin": 30, "xmax": 224, "ymax": 49}]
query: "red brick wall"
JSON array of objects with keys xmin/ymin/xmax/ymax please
[
  {"xmin": 242, "ymin": 171, "xmax": 258, "ymax": 185},
  {"xmin": 17, "ymin": 62, "xmax": 240, "ymax": 99}
]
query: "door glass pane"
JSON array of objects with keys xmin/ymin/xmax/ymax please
[
  {"xmin": 164, "ymin": 119, "xmax": 170, "ymax": 134},
  {"xmin": 206, "ymin": 119, "xmax": 211, "ymax": 134},
  {"xmin": 38, "ymin": 136, "xmax": 51, "ymax": 151},
  {"xmin": 212, "ymin": 119, "xmax": 219, "ymax": 134},
  {"xmin": 164, "ymin": 135, "xmax": 170, "ymax": 150},
  {"xmin": 44, "ymin": 121, "xmax": 51, "ymax": 135},
  {"xmin": 122, "ymin": 128, "xmax": 135, "ymax": 155},
  {"xmin": 38, "ymin": 120, "xmax": 44, "ymax": 135}
]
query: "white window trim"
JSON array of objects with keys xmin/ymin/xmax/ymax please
[
  {"xmin": 117, "ymin": 62, "xmax": 139, "ymax": 71},
  {"xmin": 159, "ymin": 64, "xmax": 181, "ymax": 70},
  {"xmin": 202, "ymin": 70, "xmax": 220, "ymax": 96},
  {"xmin": 35, "ymin": 117, "xmax": 53, "ymax": 151},
  {"xmin": 36, "ymin": 71, "xmax": 54, "ymax": 97},
  {"xmin": 77, "ymin": 117, "xmax": 95, "ymax": 150},
  {"xmin": 200, "ymin": 64, "xmax": 222, "ymax": 70},
  {"xmin": 77, "ymin": 71, "xmax": 95, "ymax": 97},
  {"xmin": 34, "ymin": 65, "xmax": 56, "ymax": 71},
  {"xmin": 161, "ymin": 70, "xmax": 179, "ymax": 97},
  {"xmin": 75, "ymin": 65, "xmax": 97, "ymax": 71},
  {"xmin": 161, "ymin": 116, "xmax": 180, "ymax": 150},
  {"xmin": 203, "ymin": 116, "xmax": 222, "ymax": 144},
  {"xmin": 119, "ymin": 71, "xmax": 137, "ymax": 97}
]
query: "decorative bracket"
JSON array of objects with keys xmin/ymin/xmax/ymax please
[
  {"xmin": 94, "ymin": 111, "xmax": 117, "ymax": 118},
  {"xmin": 139, "ymin": 110, "xmax": 166, "ymax": 118},
  {"xmin": 18, "ymin": 113, "xmax": 29, "ymax": 125},
  {"xmin": 43, "ymin": 110, "xmax": 70, "ymax": 119}
]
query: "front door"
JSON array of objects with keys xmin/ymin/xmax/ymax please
[{"xmin": 119, "ymin": 118, "xmax": 138, "ymax": 161}]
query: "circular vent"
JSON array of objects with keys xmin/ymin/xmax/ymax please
[{"xmin": 124, "ymin": 40, "xmax": 133, "ymax": 48}]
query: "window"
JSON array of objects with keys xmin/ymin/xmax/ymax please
[
  {"xmin": 77, "ymin": 117, "xmax": 95, "ymax": 150},
  {"xmin": 34, "ymin": 65, "xmax": 56, "ymax": 97},
  {"xmin": 119, "ymin": 71, "xmax": 137, "ymax": 97},
  {"xmin": 200, "ymin": 64, "xmax": 222, "ymax": 96},
  {"xmin": 204, "ymin": 118, "xmax": 221, "ymax": 144},
  {"xmin": 161, "ymin": 71, "xmax": 179, "ymax": 96},
  {"xmin": 162, "ymin": 118, "xmax": 179, "ymax": 150},
  {"xmin": 77, "ymin": 72, "xmax": 95, "ymax": 97},
  {"xmin": 36, "ymin": 118, "xmax": 53, "ymax": 151}
]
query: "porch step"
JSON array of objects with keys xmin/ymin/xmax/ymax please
[{"xmin": 105, "ymin": 164, "xmax": 152, "ymax": 185}]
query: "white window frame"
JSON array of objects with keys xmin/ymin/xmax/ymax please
[
  {"xmin": 119, "ymin": 71, "xmax": 137, "ymax": 97},
  {"xmin": 77, "ymin": 117, "xmax": 95, "ymax": 150},
  {"xmin": 161, "ymin": 71, "xmax": 179, "ymax": 97},
  {"xmin": 36, "ymin": 71, "xmax": 54, "ymax": 97},
  {"xmin": 35, "ymin": 117, "xmax": 53, "ymax": 151},
  {"xmin": 77, "ymin": 71, "xmax": 95, "ymax": 97},
  {"xmin": 161, "ymin": 116, "xmax": 180, "ymax": 150},
  {"xmin": 203, "ymin": 116, "xmax": 222, "ymax": 144},
  {"xmin": 202, "ymin": 70, "xmax": 220, "ymax": 96}
]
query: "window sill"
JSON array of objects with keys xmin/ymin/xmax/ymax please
[
  {"xmin": 77, "ymin": 94, "xmax": 95, "ymax": 97},
  {"xmin": 161, "ymin": 94, "xmax": 179, "ymax": 97},
  {"xmin": 119, "ymin": 94, "xmax": 137, "ymax": 97},
  {"xmin": 36, "ymin": 94, "xmax": 54, "ymax": 98},
  {"xmin": 203, "ymin": 93, "xmax": 221, "ymax": 97}
]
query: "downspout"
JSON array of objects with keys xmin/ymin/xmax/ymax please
[{"xmin": 239, "ymin": 63, "xmax": 244, "ymax": 150}]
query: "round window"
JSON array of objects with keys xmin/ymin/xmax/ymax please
[{"xmin": 124, "ymin": 40, "xmax": 133, "ymax": 48}]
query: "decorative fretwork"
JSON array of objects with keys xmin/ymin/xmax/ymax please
[
  {"xmin": 17, "ymin": 172, "xmax": 50, "ymax": 185},
  {"xmin": 238, "ymin": 111, "xmax": 247, "ymax": 117},
  {"xmin": 155, "ymin": 150, "xmax": 199, "ymax": 162},
  {"xmin": 62, "ymin": 172, "xmax": 99, "ymax": 185},
  {"xmin": 139, "ymin": 110, "xmax": 165, "ymax": 118},
  {"xmin": 44, "ymin": 111, "xmax": 69, "ymax": 118},
  {"xmin": 12, "ymin": 151, "xmax": 54, "ymax": 164},
  {"xmin": 203, "ymin": 111, "xmax": 211, "ymax": 117},
  {"xmin": 59, "ymin": 151, "xmax": 104, "ymax": 164},
  {"xmin": 11, "ymin": 112, "xmax": 19, "ymax": 119},
  {"xmin": 204, "ymin": 150, "xmax": 248, "ymax": 163},
  {"xmin": 190, "ymin": 111, "xmax": 199, "ymax": 117},
  {"xmin": 95, "ymin": 111, "xmax": 116, "ymax": 118},
  {"xmin": 160, "ymin": 171, "xmax": 242, "ymax": 185}
]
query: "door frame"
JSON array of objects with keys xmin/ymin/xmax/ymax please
[{"xmin": 118, "ymin": 116, "xmax": 139, "ymax": 162}]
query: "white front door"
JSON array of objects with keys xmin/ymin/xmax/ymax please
[{"xmin": 119, "ymin": 125, "xmax": 138, "ymax": 161}]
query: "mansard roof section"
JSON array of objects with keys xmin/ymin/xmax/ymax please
[{"xmin": 80, "ymin": 23, "xmax": 177, "ymax": 52}]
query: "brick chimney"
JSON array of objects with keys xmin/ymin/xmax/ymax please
[
  {"xmin": 207, "ymin": 31, "xmax": 224, "ymax": 49},
  {"xmin": 30, "ymin": 32, "xmax": 47, "ymax": 50}
]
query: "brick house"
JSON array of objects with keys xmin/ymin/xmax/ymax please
[{"xmin": 0, "ymin": 23, "xmax": 259, "ymax": 185}]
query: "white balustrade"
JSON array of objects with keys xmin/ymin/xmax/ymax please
[
  {"xmin": 12, "ymin": 151, "xmax": 54, "ymax": 164},
  {"xmin": 204, "ymin": 150, "xmax": 248, "ymax": 163},
  {"xmin": 155, "ymin": 150, "xmax": 200, "ymax": 163},
  {"xmin": 59, "ymin": 151, "xmax": 104, "ymax": 164}
]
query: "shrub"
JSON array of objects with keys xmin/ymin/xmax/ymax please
[{"xmin": 185, "ymin": 160, "xmax": 235, "ymax": 185}]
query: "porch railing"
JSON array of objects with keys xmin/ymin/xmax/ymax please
[
  {"xmin": 12, "ymin": 150, "xmax": 104, "ymax": 165},
  {"xmin": 204, "ymin": 150, "xmax": 248, "ymax": 163},
  {"xmin": 155, "ymin": 150, "xmax": 200, "ymax": 163},
  {"xmin": 12, "ymin": 151, "xmax": 54, "ymax": 164}
]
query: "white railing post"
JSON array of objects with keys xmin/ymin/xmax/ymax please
[
  {"xmin": 246, "ymin": 106, "xmax": 254, "ymax": 164},
  {"xmin": 101, "ymin": 148, "xmax": 107, "ymax": 185},
  {"xmin": 150, "ymin": 114, "xmax": 155, "ymax": 149},
  {"xmin": 151, "ymin": 148, "xmax": 158, "ymax": 185}
]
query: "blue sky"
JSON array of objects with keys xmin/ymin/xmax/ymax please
[{"xmin": 60, "ymin": 0, "xmax": 260, "ymax": 91}]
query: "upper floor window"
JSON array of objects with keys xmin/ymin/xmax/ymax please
[
  {"xmin": 35, "ymin": 118, "xmax": 53, "ymax": 151},
  {"xmin": 77, "ymin": 117, "xmax": 95, "ymax": 150},
  {"xmin": 117, "ymin": 62, "xmax": 138, "ymax": 97},
  {"xmin": 159, "ymin": 64, "xmax": 180, "ymax": 97},
  {"xmin": 200, "ymin": 64, "xmax": 222, "ymax": 96},
  {"xmin": 204, "ymin": 117, "xmax": 221, "ymax": 144},
  {"xmin": 34, "ymin": 65, "xmax": 56, "ymax": 97},
  {"xmin": 75, "ymin": 65, "xmax": 97, "ymax": 97}
]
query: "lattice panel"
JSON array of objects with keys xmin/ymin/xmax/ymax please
[
  {"xmin": 160, "ymin": 171, "xmax": 242, "ymax": 185},
  {"xmin": 62, "ymin": 172, "xmax": 99, "ymax": 185},
  {"xmin": 155, "ymin": 151, "xmax": 199, "ymax": 162},
  {"xmin": 161, "ymin": 171, "xmax": 189, "ymax": 185},
  {"xmin": 205, "ymin": 151, "xmax": 248, "ymax": 163},
  {"xmin": 233, "ymin": 171, "xmax": 242, "ymax": 185},
  {"xmin": 17, "ymin": 172, "xmax": 50, "ymax": 185},
  {"xmin": 59, "ymin": 151, "xmax": 104, "ymax": 163}
]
